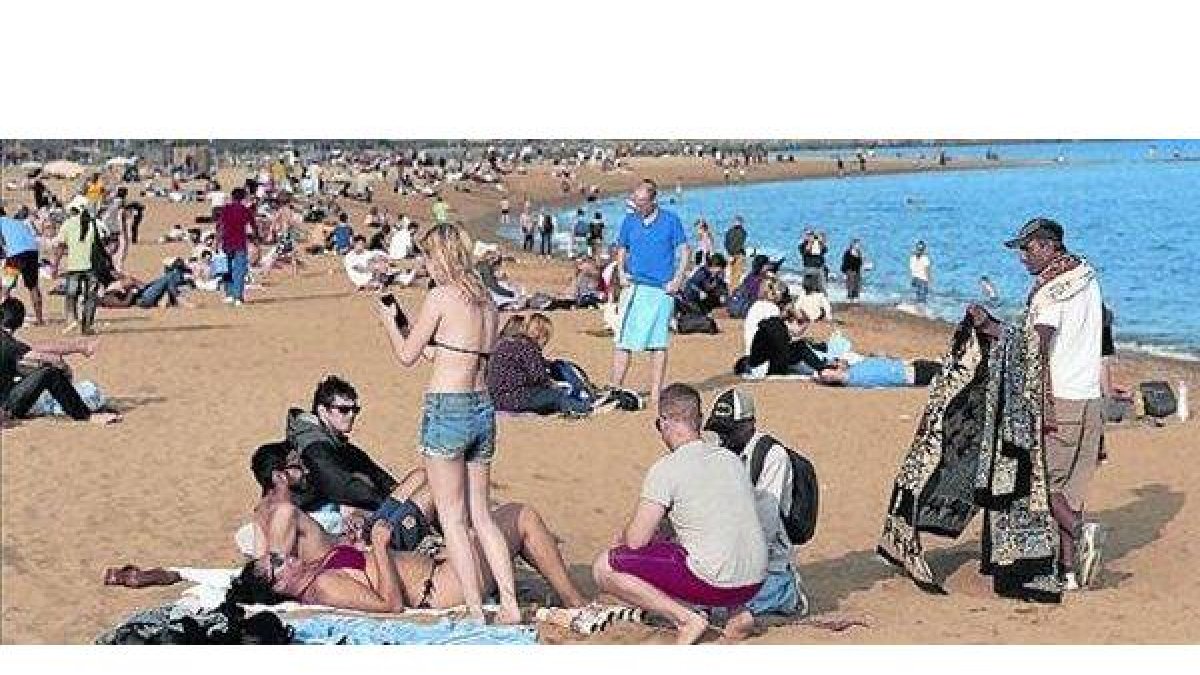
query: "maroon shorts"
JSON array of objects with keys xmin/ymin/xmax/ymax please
[{"xmin": 609, "ymin": 539, "xmax": 761, "ymax": 608}]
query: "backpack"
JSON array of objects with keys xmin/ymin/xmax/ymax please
[
  {"xmin": 675, "ymin": 312, "xmax": 718, "ymax": 334},
  {"xmin": 548, "ymin": 359, "xmax": 599, "ymax": 405},
  {"xmin": 726, "ymin": 281, "xmax": 753, "ymax": 319},
  {"xmin": 747, "ymin": 434, "xmax": 818, "ymax": 545},
  {"xmin": 1139, "ymin": 381, "xmax": 1177, "ymax": 418}
]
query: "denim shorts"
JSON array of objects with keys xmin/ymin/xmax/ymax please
[{"xmin": 420, "ymin": 391, "xmax": 496, "ymax": 464}]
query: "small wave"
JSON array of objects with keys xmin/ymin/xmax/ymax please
[{"xmin": 1116, "ymin": 341, "xmax": 1200, "ymax": 362}]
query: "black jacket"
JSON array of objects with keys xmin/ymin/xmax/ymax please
[{"xmin": 285, "ymin": 408, "xmax": 398, "ymax": 512}]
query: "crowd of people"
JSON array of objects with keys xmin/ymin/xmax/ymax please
[{"xmin": 4, "ymin": 156, "xmax": 1124, "ymax": 645}]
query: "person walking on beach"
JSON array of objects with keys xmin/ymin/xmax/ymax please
[
  {"xmin": 841, "ymin": 239, "xmax": 864, "ymax": 300},
  {"xmin": 609, "ymin": 180, "xmax": 689, "ymax": 406},
  {"xmin": 373, "ymin": 221, "xmax": 520, "ymax": 624},
  {"xmin": 724, "ymin": 215, "xmax": 748, "ymax": 289},
  {"xmin": 908, "ymin": 240, "xmax": 932, "ymax": 305},
  {"xmin": 539, "ymin": 211, "xmax": 555, "ymax": 258},
  {"xmin": 50, "ymin": 196, "xmax": 100, "ymax": 334},
  {"xmin": 217, "ymin": 187, "xmax": 253, "ymax": 306},
  {"xmin": 431, "ymin": 194, "xmax": 450, "ymax": 224},
  {"xmin": 1003, "ymin": 217, "xmax": 1107, "ymax": 591},
  {"xmin": 694, "ymin": 219, "xmax": 714, "ymax": 267},
  {"xmin": 0, "ymin": 207, "xmax": 45, "ymax": 326},
  {"xmin": 519, "ymin": 207, "xmax": 535, "ymax": 252}
]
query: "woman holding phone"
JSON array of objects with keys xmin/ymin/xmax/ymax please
[{"xmin": 372, "ymin": 221, "xmax": 519, "ymax": 624}]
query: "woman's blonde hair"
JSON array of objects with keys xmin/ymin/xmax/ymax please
[
  {"xmin": 525, "ymin": 312, "xmax": 553, "ymax": 345},
  {"xmin": 417, "ymin": 221, "xmax": 489, "ymax": 305},
  {"xmin": 757, "ymin": 277, "xmax": 786, "ymax": 304},
  {"xmin": 499, "ymin": 314, "xmax": 527, "ymax": 338}
]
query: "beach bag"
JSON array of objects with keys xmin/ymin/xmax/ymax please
[
  {"xmin": 675, "ymin": 312, "xmax": 718, "ymax": 335},
  {"xmin": 747, "ymin": 434, "xmax": 819, "ymax": 545},
  {"xmin": 1139, "ymin": 381, "xmax": 1177, "ymax": 418},
  {"xmin": 726, "ymin": 282, "xmax": 753, "ymax": 319},
  {"xmin": 548, "ymin": 359, "xmax": 599, "ymax": 405}
]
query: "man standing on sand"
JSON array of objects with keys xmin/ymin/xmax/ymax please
[
  {"xmin": 217, "ymin": 187, "xmax": 253, "ymax": 307},
  {"xmin": 841, "ymin": 238, "xmax": 864, "ymax": 301},
  {"xmin": 1002, "ymin": 217, "xmax": 1107, "ymax": 591},
  {"xmin": 609, "ymin": 180, "xmax": 689, "ymax": 405},
  {"xmin": 724, "ymin": 215, "xmax": 748, "ymax": 289},
  {"xmin": 592, "ymin": 383, "xmax": 766, "ymax": 644},
  {"xmin": 431, "ymin": 194, "xmax": 450, "ymax": 224}
]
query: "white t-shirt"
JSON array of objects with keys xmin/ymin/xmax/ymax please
[
  {"xmin": 641, "ymin": 440, "xmax": 768, "ymax": 588},
  {"xmin": 388, "ymin": 227, "xmax": 413, "ymax": 260},
  {"xmin": 793, "ymin": 291, "xmax": 833, "ymax": 323},
  {"xmin": 344, "ymin": 250, "xmax": 376, "ymax": 288},
  {"xmin": 1033, "ymin": 277, "xmax": 1104, "ymax": 400},
  {"xmin": 744, "ymin": 300, "xmax": 782, "ymax": 355},
  {"xmin": 909, "ymin": 253, "xmax": 931, "ymax": 282},
  {"xmin": 208, "ymin": 191, "xmax": 227, "ymax": 209}
]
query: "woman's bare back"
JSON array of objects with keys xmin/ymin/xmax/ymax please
[{"xmin": 426, "ymin": 286, "xmax": 498, "ymax": 393}]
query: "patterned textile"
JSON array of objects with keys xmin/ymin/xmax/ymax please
[{"xmin": 878, "ymin": 316, "xmax": 1062, "ymax": 601}]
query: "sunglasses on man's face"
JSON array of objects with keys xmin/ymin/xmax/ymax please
[{"xmin": 329, "ymin": 403, "xmax": 361, "ymax": 415}]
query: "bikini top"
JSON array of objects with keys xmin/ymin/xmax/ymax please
[{"xmin": 427, "ymin": 303, "xmax": 493, "ymax": 359}]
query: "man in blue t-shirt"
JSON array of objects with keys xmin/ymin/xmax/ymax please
[
  {"xmin": 0, "ymin": 207, "xmax": 45, "ymax": 326},
  {"xmin": 610, "ymin": 180, "xmax": 689, "ymax": 406}
]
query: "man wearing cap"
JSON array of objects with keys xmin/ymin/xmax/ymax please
[
  {"xmin": 50, "ymin": 196, "xmax": 101, "ymax": 335},
  {"xmin": 592, "ymin": 383, "xmax": 766, "ymax": 644},
  {"xmin": 969, "ymin": 217, "xmax": 1107, "ymax": 591},
  {"xmin": 705, "ymin": 387, "xmax": 808, "ymax": 617},
  {"xmin": 609, "ymin": 180, "xmax": 690, "ymax": 406}
]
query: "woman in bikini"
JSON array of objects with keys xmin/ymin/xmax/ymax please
[{"xmin": 373, "ymin": 221, "xmax": 519, "ymax": 624}]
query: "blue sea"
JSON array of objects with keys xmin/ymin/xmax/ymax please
[{"xmin": 524, "ymin": 140, "xmax": 1200, "ymax": 360}]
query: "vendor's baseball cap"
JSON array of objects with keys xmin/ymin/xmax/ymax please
[
  {"xmin": 1005, "ymin": 217, "xmax": 1064, "ymax": 249},
  {"xmin": 704, "ymin": 388, "xmax": 756, "ymax": 431}
]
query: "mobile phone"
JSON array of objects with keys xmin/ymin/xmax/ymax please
[{"xmin": 380, "ymin": 294, "xmax": 409, "ymax": 332}]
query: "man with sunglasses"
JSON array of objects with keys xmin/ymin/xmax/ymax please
[
  {"xmin": 285, "ymin": 375, "xmax": 430, "ymax": 552},
  {"xmin": 591, "ymin": 383, "xmax": 766, "ymax": 644}
]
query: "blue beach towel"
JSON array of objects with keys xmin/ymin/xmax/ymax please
[{"xmin": 290, "ymin": 614, "xmax": 538, "ymax": 645}]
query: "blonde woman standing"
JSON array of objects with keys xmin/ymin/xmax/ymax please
[{"xmin": 373, "ymin": 222, "xmax": 520, "ymax": 624}]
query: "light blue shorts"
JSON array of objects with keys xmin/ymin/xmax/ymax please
[
  {"xmin": 616, "ymin": 283, "xmax": 673, "ymax": 352},
  {"xmin": 745, "ymin": 568, "xmax": 799, "ymax": 616},
  {"xmin": 420, "ymin": 392, "xmax": 496, "ymax": 464}
]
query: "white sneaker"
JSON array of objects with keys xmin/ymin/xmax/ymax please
[
  {"xmin": 223, "ymin": 296, "xmax": 235, "ymax": 304},
  {"xmin": 1062, "ymin": 572, "xmax": 1080, "ymax": 591},
  {"xmin": 233, "ymin": 300, "xmax": 244, "ymax": 307}
]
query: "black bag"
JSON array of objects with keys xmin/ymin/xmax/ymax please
[
  {"xmin": 1139, "ymin": 381, "xmax": 1177, "ymax": 418},
  {"xmin": 747, "ymin": 434, "xmax": 819, "ymax": 545},
  {"xmin": 675, "ymin": 312, "xmax": 718, "ymax": 334}
]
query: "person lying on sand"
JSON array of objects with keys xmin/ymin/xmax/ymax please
[
  {"xmin": 815, "ymin": 356, "xmax": 943, "ymax": 388},
  {"xmin": 234, "ymin": 442, "xmax": 590, "ymax": 616}
]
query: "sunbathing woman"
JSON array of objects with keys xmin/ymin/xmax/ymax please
[{"xmin": 230, "ymin": 443, "xmax": 587, "ymax": 614}]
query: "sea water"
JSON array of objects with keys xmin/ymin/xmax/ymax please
[{"xmin": 537, "ymin": 140, "xmax": 1200, "ymax": 359}]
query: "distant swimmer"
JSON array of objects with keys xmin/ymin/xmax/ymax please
[{"xmin": 980, "ymin": 275, "xmax": 1000, "ymax": 306}]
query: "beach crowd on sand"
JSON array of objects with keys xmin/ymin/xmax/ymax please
[{"xmin": 0, "ymin": 142, "xmax": 1163, "ymax": 644}]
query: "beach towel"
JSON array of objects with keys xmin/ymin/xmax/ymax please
[
  {"xmin": 877, "ymin": 318, "xmax": 1061, "ymax": 601},
  {"xmin": 289, "ymin": 614, "xmax": 537, "ymax": 645}
]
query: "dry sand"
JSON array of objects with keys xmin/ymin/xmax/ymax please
[{"xmin": 1, "ymin": 155, "xmax": 1197, "ymax": 644}]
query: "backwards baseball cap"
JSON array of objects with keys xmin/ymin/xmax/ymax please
[
  {"xmin": 704, "ymin": 388, "xmax": 756, "ymax": 431},
  {"xmin": 1005, "ymin": 217, "xmax": 1064, "ymax": 249}
]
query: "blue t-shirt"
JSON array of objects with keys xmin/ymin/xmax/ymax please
[
  {"xmin": 332, "ymin": 224, "xmax": 353, "ymax": 253},
  {"xmin": 616, "ymin": 208, "xmax": 686, "ymax": 288},
  {"xmin": 0, "ymin": 217, "xmax": 39, "ymax": 256},
  {"xmin": 846, "ymin": 357, "xmax": 909, "ymax": 387}
]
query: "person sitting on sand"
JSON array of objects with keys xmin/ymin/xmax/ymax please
[
  {"xmin": 344, "ymin": 235, "xmax": 388, "ymax": 291},
  {"xmin": 678, "ymin": 252, "xmax": 728, "ymax": 317},
  {"xmin": 1, "ymin": 297, "xmax": 121, "ymax": 426},
  {"xmin": 232, "ymin": 441, "xmax": 592, "ymax": 615},
  {"xmin": 791, "ymin": 274, "xmax": 833, "ymax": 324},
  {"xmin": 486, "ymin": 313, "xmax": 592, "ymax": 417},
  {"xmin": 475, "ymin": 249, "xmax": 527, "ymax": 310},
  {"xmin": 592, "ymin": 383, "xmax": 766, "ymax": 645}
]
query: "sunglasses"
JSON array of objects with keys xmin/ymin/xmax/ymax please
[{"xmin": 329, "ymin": 403, "xmax": 361, "ymax": 415}]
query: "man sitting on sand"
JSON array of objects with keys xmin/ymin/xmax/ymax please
[
  {"xmin": 235, "ymin": 441, "xmax": 594, "ymax": 615},
  {"xmin": 592, "ymin": 383, "xmax": 766, "ymax": 644},
  {"xmin": 1, "ymin": 297, "xmax": 121, "ymax": 426}
]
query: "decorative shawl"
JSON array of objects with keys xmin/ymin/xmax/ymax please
[{"xmin": 878, "ymin": 311, "xmax": 1063, "ymax": 601}]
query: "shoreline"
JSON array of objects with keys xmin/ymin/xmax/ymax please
[{"xmin": 449, "ymin": 156, "xmax": 1200, "ymax": 374}]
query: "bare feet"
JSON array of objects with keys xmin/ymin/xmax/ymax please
[
  {"xmin": 675, "ymin": 611, "xmax": 709, "ymax": 645},
  {"xmin": 493, "ymin": 603, "xmax": 523, "ymax": 625},
  {"xmin": 91, "ymin": 411, "xmax": 123, "ymax": 425},
  {"xmin": 721, "ymin": 609, "xmax": 758, "ymax": 642}
]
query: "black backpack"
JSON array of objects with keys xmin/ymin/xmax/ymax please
[
  {"xmin": 747, "ymin": 434, "xmax": 819, "ymax": 545},
  {"xmin": 675, "ymin": 312, "xmax": 719, "ymax": 334},
  {"xmin": 1139, "ymin": 381, "xmax": 1177, "ymax": 418}
]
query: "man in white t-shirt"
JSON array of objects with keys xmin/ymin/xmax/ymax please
[
  {"xmin": 343, "ymin": 235, "xmax": 383, "ymax": 291},
  {"xmin": 1004, "ymin": 216, "xmax": 1106, "ymax": 591},
  {"xmin": 592, "ymin": 383, "xmax": 767, "ymax": 644},
  {"xmin": 909, "ymin": 240, "xmax": 932, "ymax": 304},
  {"xmin": 704, "ymin": 388, "xmax": 809, "ymax": 618}
]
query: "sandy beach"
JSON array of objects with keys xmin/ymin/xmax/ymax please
[{"xmin": 2, "ymin": 153, "xmax": 1197, "ymax": 644}]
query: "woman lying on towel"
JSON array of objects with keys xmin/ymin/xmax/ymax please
[{"xmin": 228, "ymin": 443, "xmax": 590, "ymax": 615}]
